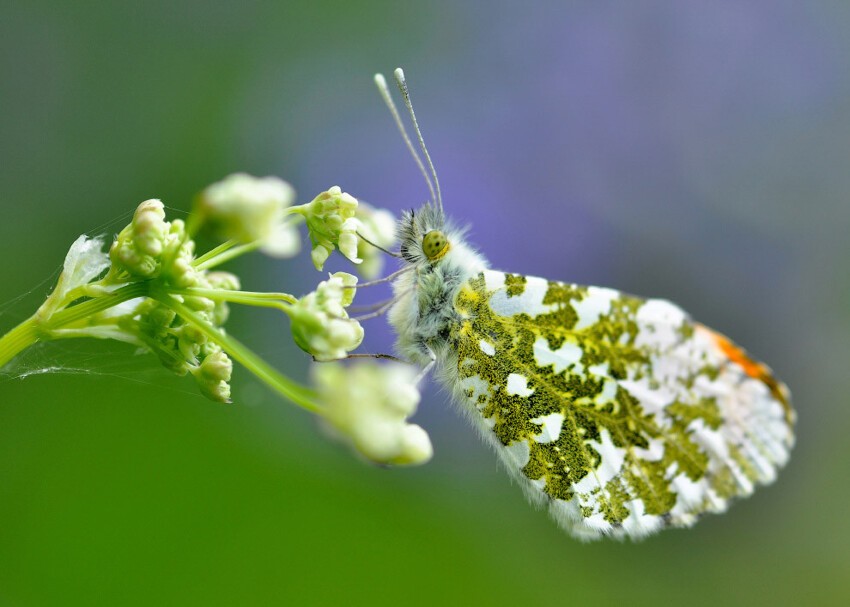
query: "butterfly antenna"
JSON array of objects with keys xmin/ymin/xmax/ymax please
[
  {"xmin": 374, "ymin": 73, "xmax": 437, "ymax": 206},
  {"xmin": 393, "ymin": 68, "xmax": 443, "ymax": 214}
]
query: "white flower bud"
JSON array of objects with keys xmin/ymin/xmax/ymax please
[
  {"xmin": 337, "ymin": 219, "xmax": 362, "ymax": 264},
  {"xmin": 314, "ymin": 362, "xmax": 432, "ymax": 466},
  {"xmin": 289, "ymin": 272, "xmax": 363, "ymax": 361},
  {"xmin": 198, "ymin": 173, "xmax": 300, "ymax": 258},
  {"xmin": 310, "ymin": 244, "xmax": 331, "ymax": 271}
]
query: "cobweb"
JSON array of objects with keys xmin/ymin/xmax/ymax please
[
  {"xmin": 0, "ymin": 338, "xmax": 197, "ymax": 399},
  {"xmin": 0, "ymin": 205, "xmax": 203, "ymax": 400}
]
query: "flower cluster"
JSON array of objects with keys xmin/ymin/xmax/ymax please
[
  {"xmin": 289, "ymin": 272, "xmax": 363, "ymax": 361},
  {"xmin": 315, "ymin": 362, "xmax": 432, "ymax": 466},
  {"xmin": 110, "ymin": 199, "xmax": 201, "ymax": 288},
  {"xmin": 290, "ymin": 186, "xmax": 361, "ymax": 270},
  {"xmin": 129, "ymin": 270, "xmax": 240, "ymax": 403},
  {"xmin": 2, "ymin": 171, "xmax": 434, "ymax": 470}
]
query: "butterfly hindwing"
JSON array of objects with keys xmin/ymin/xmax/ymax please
[{"xmin": 447, "ymin": 270, "xmax": 794, "ymax": 540}]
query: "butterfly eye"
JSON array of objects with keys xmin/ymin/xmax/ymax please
[{"xmin": 422, "ymin": 230, "xmax": 450, "ymax": 260}]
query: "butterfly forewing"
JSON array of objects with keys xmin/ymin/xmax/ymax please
[{"xmin": 448, "ymin": 270, "xmax": 794, "ymax": 540}]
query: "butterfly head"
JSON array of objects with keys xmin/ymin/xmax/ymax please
[
  {"xmin": 397, "ymin": 202, "xmax": 448, "ymax": 265},
  {"xmin": 394, "ymin": 202, "xmax": 485, "ymax": 279}
]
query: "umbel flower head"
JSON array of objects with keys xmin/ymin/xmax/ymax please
[
  {"xmin": 196, "ymin": 173, "xmax": 300, "ymax": 257},
  {"xmin": 2, "ymin": 171, "xmax": 415, "ymax": 464},
  {"xmin": 122, "ymin": 280, "xmax": 239, "ymax": 404},
  {"xmin": 314, "ymin": 361, "xmax": 432, "ymax": 466},
  {"xmin": 291, "ymin": 186, "xmax": 362, "ymax": 271},
  {"xmin": 110, "ymin": 200, "xmax": 186, "ymax": 281},
  {"xmin": 289, "ymin": 272, "xmax": 363, "ymax": 361}
]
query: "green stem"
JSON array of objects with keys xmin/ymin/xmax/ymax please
[
  {"xmin": 153, "ymin": 292, "xmax": 322, "ymax": 413},
  {"xmin": 47, "ymin": 283, "xmax": 149, "ymax": 328},
  {"xmin": 0, "ymin": 282, "xmax": 149, "ymax": 369},
  {"xmin": 192, "ymin": 239, "xmax": 238, "ymax": 268},
  {"xmin": 194, "ymin": 242, "xmax": 260, "ymax": 271},
  {"xmin": 0, "ymin": 318, "xmax": 39, "ymax": 368},
  {"xmin": 174, "ymin": 287, "xmax": 297, "ymax": 309}
]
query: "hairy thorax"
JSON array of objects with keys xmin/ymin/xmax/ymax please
[{"xmin": 388, "ymin": 240, "xmax": 487, "ymax": 366}]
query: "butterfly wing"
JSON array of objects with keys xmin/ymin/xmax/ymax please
[{"xmin": 446, "ymin": 270, "xmax": 794, "ymax": 540}]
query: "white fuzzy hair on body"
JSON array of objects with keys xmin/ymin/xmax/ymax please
[
  {"xmin": 385, "ymin": 203, "xmax": 586, "ymax": 529},
  {"xmin": 388, "ymin": 202, "xmax": 485, "ymax": 369}
]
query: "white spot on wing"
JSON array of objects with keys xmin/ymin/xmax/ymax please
[
  {"xmin": 588, "ymin": 361, "xmax": 609, "ymax": 376},
  {"xmin": 488, "ymin": 275, "xmax": 551, "ymax": 317},
  {"xmin": 595, "ymin": 377, "xmax": 619, "ymax": 405},
  {"xmin": 637, "ymin": 298, "xmax": 687, "ymax": 325},
  {"xmin": 533, "ymin": 337, "xmax": 582, "ymax": 374},
  {"xmin": 483, "ymin": 270, "xmax": 506, "ymax": 291},
  {"xmin": 458, "ymin": 375, "xmax": 490, "ymax": 412},
  {"xmin": 573, "ymin": 429, "xmax": 626, "ymax": 493},
  {"xmin": 530, "ymin": 413, "xmax": 564, "ymax": 443},
  {"xmin": 506, "ymin": 373, "xmax": 534, "ymax": 397},
  {"xmin": 573, "ymin": 286, "xmax": 619, "ymax": 330},
  {"xmin": 634, "ymin": 299, "xmax": 687, "ymax": 351},
  {"xmin": 479, "ymin": 339, "xmax": 495, "ymax": 356},
  {"xmin": 619, "ymin": 378, "xmax": 676, "ymax": 416}
]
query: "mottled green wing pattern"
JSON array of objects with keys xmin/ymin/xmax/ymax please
[{"xmin": 448, "ymin": 270, "xmax": 794, "ymax": 540}]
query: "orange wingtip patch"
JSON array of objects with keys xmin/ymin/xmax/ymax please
[{"xmin": 696, "ymin": 324, "xmax": 794, "ymax": 425}]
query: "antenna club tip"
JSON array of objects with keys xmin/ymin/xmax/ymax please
[
  {"xmin": 373, "ymin": 73, "xmax": 387, "ymax": 86},
  {"xmin": 394, "ymin": 67, "xmax": 406, "ymax": 81}
]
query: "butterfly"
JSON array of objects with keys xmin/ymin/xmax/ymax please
[{"xmin": 376, "ymin": 69, "xmax": 795, "ymax": 541}]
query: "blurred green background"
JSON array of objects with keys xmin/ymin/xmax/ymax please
[{"xmin": 1, "ymin": 1, "xmax": 849, "ymax": 605}]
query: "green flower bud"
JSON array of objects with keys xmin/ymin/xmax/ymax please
[
  {"xmin": 110, "ymin": 199, "xmax": 170, "ymax": 278},
  {"xmin": 295, "ymin": 187, "xmax": 363, "ymax": 270},
  {"xmin": 192, "ymin": 349, "xmax": 233, "ymax": 403},
  {"xmin": 289, "ymin": 272, "xmax": 363, "ymax": 361}
]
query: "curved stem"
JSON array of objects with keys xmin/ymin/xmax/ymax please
[
  {"xmin": 175, "ymin": 287, "xmax": 297, "ymax": 306},
  {"xmin": 194, "ymin": 242, "xmax": 260, "ymax": 271},
  {"xmin": 153, "ymin": 292, "xmax": 322, "ymax": 413},
  {"xmin": 192, "ymin": 239, "xmax": 238, "ymax": 268}
]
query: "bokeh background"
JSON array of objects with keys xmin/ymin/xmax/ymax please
[{"xmin": 1, "ymin": 1, "xmax": 848, "ymax": 605}]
